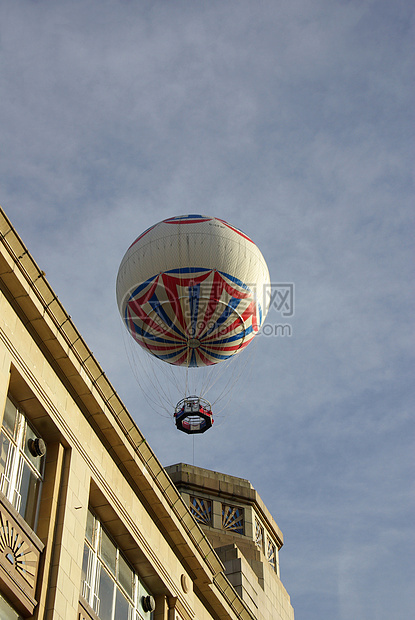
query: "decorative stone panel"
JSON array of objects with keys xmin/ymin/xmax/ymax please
[
  {"xmin": 0, "ymin": 493, "xmax": 44, "ymax": 616},
  {"xmin": 267, "ymin": 537, "xmax": 277, "ymax": 572},
  {"xmin": 255, "ymin": 517, "xmax": 265, "ymax": 553},
  {"xmin": 222, "ymin": 504, "xmax": 244, "ymax": 534},
  {"xmin": 189, "ymin": 496, "xmax": 212, "ymax": 525}
]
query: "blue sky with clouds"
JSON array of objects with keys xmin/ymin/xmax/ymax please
[{"xmin": 1, "ymin": 1, "xmax": 413, "ymax": 618}]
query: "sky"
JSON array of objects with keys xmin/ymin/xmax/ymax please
[{"xmin": 0, "ymin": 1, "xmax": 414, "ymax": 618}]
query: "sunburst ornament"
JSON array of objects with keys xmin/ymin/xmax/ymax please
[
  {"xmin": 0, "ymin": 510, "xmax": 37, "ymax": 588},
  {"xmin": 190, "ymin": 497, "xmax": 212, "ymax": 525},
  {"xmin": 222, "ymin": 505, "xmax": 244, "ymax": 534}
]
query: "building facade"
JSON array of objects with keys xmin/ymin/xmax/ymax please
[{"xmin": 0, "ymin": 206, "xmax": 294, "ymax": 620}]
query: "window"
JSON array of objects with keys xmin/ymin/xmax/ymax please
[
  {"xmin": 0, "ymin": 397, "xmax": 45, "ymax": 529},
  {"xmin": 81, "ymin": 510, "xmax": 154, "ymax": 620}
]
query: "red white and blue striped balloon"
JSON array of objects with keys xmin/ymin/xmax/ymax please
[{"xmin": 116, "ymin": 215, "xmax": 270, "ymax": 367}]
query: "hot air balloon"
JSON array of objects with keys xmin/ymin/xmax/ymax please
[{"xmin": 116, "ymin": 214, "xmax": 270, "ymax": 433}]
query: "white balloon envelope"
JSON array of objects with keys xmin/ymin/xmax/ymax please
[{"xmin": 116, "ymin": 214, "xmax": 270, "ymax": 369}]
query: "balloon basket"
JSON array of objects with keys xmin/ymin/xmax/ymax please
[{"xmin": 174, "ymin": 396, "xmax": 213, "ymax": 434}]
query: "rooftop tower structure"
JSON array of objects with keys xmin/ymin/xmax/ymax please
[{"xmin": 166, "ymin": 464, "xmax": 294, "ymax": 620}]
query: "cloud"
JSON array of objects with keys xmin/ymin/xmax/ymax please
[{"xmin": 0, "ymin": 1, "xmax": 413, "ymax": 618}]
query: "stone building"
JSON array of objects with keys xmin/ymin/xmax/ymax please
[
  {"xmin": 0, "ymin": 206, "xmax": 294, "ymax": 620},
  {"xmin": 166, "ymin": 464, "xmax": 294, "ymax": 619}
]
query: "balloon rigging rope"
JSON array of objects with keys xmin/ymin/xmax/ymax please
[
  {"xmin": 210, "ymin": 342, "xmax": 258, "ymax": 421},
  {"xmin": 119, "ymin": 261, "xmax": 170, "ymax": 414},
  {"xmin": 124, "ymin": 363, "xmax": 170, "ymax": 417},
  {"xmin": 120, "ymin": 319, "xmax": 173, "ymax": 417},
  {"xmin": 185, "ymin": 364, "xmax": 189, "ymax": 397}
]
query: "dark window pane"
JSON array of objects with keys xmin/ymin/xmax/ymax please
[
  {"xmin": 3, "ymin": 399, "xmax": 17, "ymax": 437},
  {"xmin": 100, "ymin": 528, "xmax": 116, "ymax": 575},
  {"xmin": 18, "ymin": 460, "xmax": 40, "ymax": 528},
  {"xmin": 98, "ymin": 567, "xmax": 115, "ymax": 620},
  {"xmin": 114, "ymin": 586, "xmax": 130, "ymax": 620},
  {"xmin": 85, "ymin": 510, "xmax": 94, "ymax": 545},
  {"xmin": 118, "ymin": 554, "xmax": 133, "ymax": 599},
  {"xmin": 81, "ymin": 544, "xmax": 91, "ymax": 600}
]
